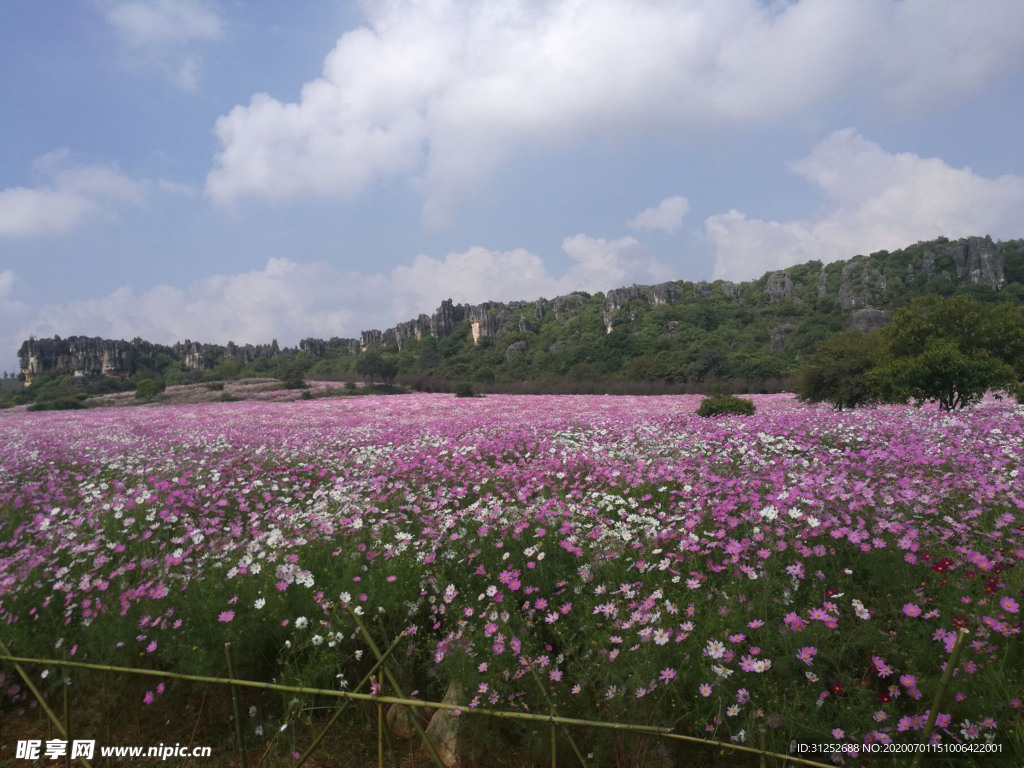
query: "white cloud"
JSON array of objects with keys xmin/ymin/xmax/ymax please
[
  {"xmin": 1, "ymin": 272, "xmax": 32, "ymax": 373},
  {"xmin": 706, "ymin": 128, "xmax": 1024, "ymax": 280},
  {"xmin": 0, "ymin": 150, "xmax": 145, "ymax": 237},
  {"xmin": 17, "ymin": 232, "xmax": 674, "ymax": 352},
  {"xmin": 102, "ymin": 0, "xmax": 223, "ymax": 90},
  {"xmin": 206, "ymin": 0, "xmax": 1024, "ymax": 222},
  {"xmin": 627, "ymin": 196, "xmax": 690, "ymax": 233}
]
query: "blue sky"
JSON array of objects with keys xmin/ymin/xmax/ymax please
[{"xmin": 3, "ymin": 0, "xmax": 1024, "ymax": 372}]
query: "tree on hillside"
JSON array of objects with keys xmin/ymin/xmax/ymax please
[{"xmin": 874, "ymin": 295, "xmax": 1023, "ymax": 410}]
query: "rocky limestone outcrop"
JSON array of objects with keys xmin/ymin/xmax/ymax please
[
  {"xmin": 431, "ymin": 299, "xmax": 466, "ymax": 339},
  {"xmin": 846, "ymin": 308, "xmax": 893, "ymax": 332},
  {"xmin": 18, "ymin": 336, "xmax": 185, "ymax": 383},
  {"xmin": 503, "ymin": 340, "xmax": 527, "ymax": 362},
  {"xmin": 720, "ymin": 281, "xmax": 742, "ymax": 299},
  {"xmin": 467, "ymin": 302, "xmax": 531, "ymax": 344},
  {"xmin": 769, "ymin": 324, "xmax": 796, "ymax": 353},
  {"xmin": 602, "ymin": 283, "xmax": 681, "ymax": 330},
  {"xmin": 952, "ymin": 235, "xmax": 1005, "ymax": 289},
  {"xmin": 221, "ymin": 339, "xmax": 280, "ymax": 364},
  {"xmin": 763, "ymin": 271, "xmax": 795, "ymax": 302},
  {"xmin": 298, "ymin": 337, "xmax": 361, "ymax": 356},
  {"xmin": 838, "ymin": 258, "xmax": 888, "ymax": 310},
  {"xmin": 17, "ymin": 236, "xmax": 1019, "ymax": 382}
]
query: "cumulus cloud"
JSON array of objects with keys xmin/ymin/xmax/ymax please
[
  {"xmin": 0, "ymin": 271, "xmax": 32, "ymax": 373},
  {"xmin": 627, "ymin": 196, "xmax": 690, "ymax": 233},
  {"xmin": 0, "ymin": 149, "xmax": 145, "ymax": 237},
  {"xmin": 101, "ymin": 0, "xmax": 223, "ymax": 90},
  {"xmin": 17, "ymin": 233, "xmax": 674, "ymax": 353},
  {"xmin": 206, "ymin": 0, "xmax": 1024, "ymax": 223},
  {"xmin": 706, "ymin": 129, "xmax": 1024, "ymax": 280}
]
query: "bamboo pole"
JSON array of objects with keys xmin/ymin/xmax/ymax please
[
  {"xmin": 0, "ymin": 638, "xmax": 93, "ymax": 768},
  {"xmin": 529, "ymin": 664, "xmax": 588, "ymax": 767},
  {"xmin": 909, "ymin": 627, "xmax": 970, "ymax": 768},
  {"xmin": 345, "ymin": 609, "xmax": 445, "ymax": 768},
  {"xmin": 296, "ymin": 630, "xmax": 406, "ymax": 768},
  {"xmin": 377, "ymin": 700, "xmax": 384, "ymax": 768},
  {"xmin": 224, "ymin": 643, "xmax": 248, "ymax": 768},
  {"xmin": 0, "ymin": 652, "xmax": 837, "ymax": 768},
  {"xmin": 63, "ymin": 655, "xmax": 71, "ymax": 768}
]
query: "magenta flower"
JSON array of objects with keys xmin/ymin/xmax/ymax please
[
  {"xmin": 143, "ymin": 691, "xmax": 154, "ymax": 705},
  {"xmin": 902, "ymin": 603, "xmax": 922, "ymax": 617},
  {"xmin": 796, "ymin": 646, "xmax": 817, "ymax": 666},
  {"xmin": 999, "ymin": 596, "xmax": 1019, "ymax": 614},
  {"xmin": 659, "ymin": 668, "xmax": 676, "ymax": 685},
  {"xmin": 218, "ymin": 610, "xmax": 235, "ymax": 623}
]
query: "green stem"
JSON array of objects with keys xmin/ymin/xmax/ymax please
[
  {"xmin": 345, "ymin": 608, "xmax": 446, "ymax": 768},
  {"xmin": 296, "ymin": 630, "xmax": 406, "ymax": 768},
  {"xmin": 529, "ymin": 664, "xmax": 588, "ymax": 767},
  {"xmin": 224, "ymin": 643, "xmax": 248, "ymax": 768},
  {"xmin": 909, "ymin": 628, "xmax": 970, "ymax": 768},
  {"xmin": 0, "ymin": 638, "xmax": 93, "ymax": 768}
]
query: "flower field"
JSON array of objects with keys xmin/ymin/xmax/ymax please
[{"xmin": 1, "ymin": 393, "xmax": 1022, "ymax": 764}]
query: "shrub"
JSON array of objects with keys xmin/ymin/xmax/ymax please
[
  {"xmin": 134, "ymin": 378, "xmax": 165, "ymax": 400},
  {"xmin": 344, "ymin": 381, "xmax": 357, "ymax": 392},
  {"xmin": 277, "ymin": 362, "xmax": 307, "ymax": 390},
  {"xmin": 218, "ymin": 392, "xmax": 241, "ymax": 402},
  {"xmin": 27, "ymin": 397, "xmax": 88, "ymax": 412},
  {"xmin": 454, "ymin": 382, "xmax": 476, "ymax": 398},
  {"xmin": 696, "ymin": 394, "xmax": 755, "ymax": 417},
  {"xmin": 205, "ymin": 381, "xmax": 225, "ymax": 391}
]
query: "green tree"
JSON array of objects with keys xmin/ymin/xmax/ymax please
[
  {"xmin": 134, "ymin": 378, "xmax": 165, "ymax": 400},
  {"xmin": 276, "ymin": 359, "xmax": 307, "ymax": 390},
  {"xmin": 355, "ymin": 351, "xmax": 383, "ymax": 385},
  {"xmin": 874, "ymin": 295, "xmax": 1023, "ymax": 410},
  {"xmin": 378, "ymin": 357, "xmax": 399, "ymax": 386},
  {"xmin": 356, "ymin": 351, "xmax": 400, "ymax": 386},
  {"xmin": 796, "ymin": 331, "xmax": 885, "ymax": 410}
]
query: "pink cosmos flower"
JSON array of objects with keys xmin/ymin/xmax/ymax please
[
  {"xmin": 999, "ymin": 596, "xmax": 1019, "ymax": 614},
  {"xmin": 218, "ymin": 610, "xmax": 234, "ymax": 623},
  {"xmin": 902, "ymin": 603, "xmax": 922, "ymax": 617},
  {"xmin": 796, "ymin": 646, "xmax": 817, "ymax": 665}
]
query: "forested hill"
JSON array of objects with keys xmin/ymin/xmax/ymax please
[{"xmin": 14, "ymin": 235, "xmax": 1024, "ymax": 392}]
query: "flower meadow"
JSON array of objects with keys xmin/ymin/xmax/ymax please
[{"xmin": 1, "ymin": 393, "xmax": 1022, "ymax": 764}]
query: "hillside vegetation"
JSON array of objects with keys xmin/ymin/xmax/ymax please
[{"xmin": 6, "ymin": 236, "xmax": 1024, "ymax": 407}]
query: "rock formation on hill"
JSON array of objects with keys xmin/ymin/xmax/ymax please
[{"xmin": 17, "ymin": 235, "xmax": 1016, "ymax": 383}]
